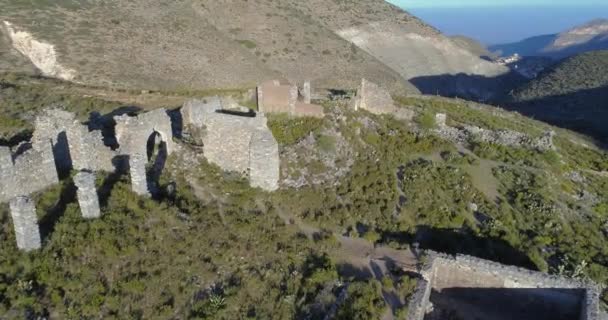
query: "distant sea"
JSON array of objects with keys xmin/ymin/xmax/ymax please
[{"xmin": 406, "ymin": 6, "xmax": 608, "ymax": 45}]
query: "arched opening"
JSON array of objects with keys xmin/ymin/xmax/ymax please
[
  {"xmin": 145, "ymin": 131, "xmax": 168, "ymax": 195},
  {"xmin": 52, "ymin": 131, "xmax": 73, "ymax": 179}
]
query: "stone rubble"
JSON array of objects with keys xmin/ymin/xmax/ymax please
[{"xmin": 434, "ymin": 113, "xmax": 556, "ymax": 151}]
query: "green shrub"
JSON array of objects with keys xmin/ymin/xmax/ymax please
[
  {"xmin": 268, "ymin": 114, "xmax": 324, "ymax": 145},
  {"xmin": 335, "ymin": 281, "xmax": 386, "ymax": 320}
]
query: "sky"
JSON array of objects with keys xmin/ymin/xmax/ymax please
[
  {"xmin": 386, "ymin": 1, "xmax": 608, "ymax": 44},
  {"xmin": 388, "ymin": 0, "xmax": 608, "ymax": 8}
]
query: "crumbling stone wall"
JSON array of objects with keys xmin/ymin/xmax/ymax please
[
  {"xmin": 434, "ymin": 113, "xmax": 556, "ymax": 152},
  {"xmin": 0, "ymin": 141, "xmax": 58, "ymax": 203},
  {"xmin": 180, "ymin": 98, "xmax": 280, "ymax": 191},
  {"xmin": 32, "ymin": 108, "xmax": 115, "ymax": 173},
  {"xmin": 257, "ymin": 80, "xmax": 324, "ymax": 118},
  {"xmin": 406, "ymin": 252, "xmax": 601, "ymax": 320},
  {"xmin": 66, "ymin": 124, "xmax": 115, "ymax": 172},
  {"xmin": 352, "ymin": 78, "xmax": 397, "ymax": 115},
  {"xmin": 9, "ymin": 196, "xmax": 41, "ymax": 251}
]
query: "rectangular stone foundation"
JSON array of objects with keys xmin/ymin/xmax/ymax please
[
  {"xmin": 406, "ymin": 253, "xmax": 601, "ymax": 320},
  {"xmin": 9, "ymin": 196, "xmax": 41, "ymax": 251}
]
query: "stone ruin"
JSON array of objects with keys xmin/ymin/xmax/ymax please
[
  {"xmin": 114, "ymin": 108, "xmax": 174, "ymax": 196},
  {"xmin": 257, "ymin": 80, "xmax": 324, "ymax": 118},
  {"xmin": 434, "ymin": 113, "xmax": 556, "ymax": 152},
  {"xmin": 180, "ymin": 97, "xmax": 280, "ymax": 191},
  {"xmin": 352, "ymin": 78, "xmax": 415, "ymax": 120},
  {"xmin": 406, "ymin": 252, "xmax": 601, "ymax": 320},
  {"xmin": 1, "ymin": 98, "xmax": 282, "ymax": 251}
]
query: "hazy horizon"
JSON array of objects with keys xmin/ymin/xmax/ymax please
[{"xmin": 387, "ymin": 2, "xmax": 608, "ymax": 44}]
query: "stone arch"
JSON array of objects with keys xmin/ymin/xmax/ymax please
[
  {"xmin": 113, "ymin": 108, "xmax": 174, "ymax": 197},
  {"xmin": 145, "ymin": 130, "xmax": 168, "ymax": 194}
]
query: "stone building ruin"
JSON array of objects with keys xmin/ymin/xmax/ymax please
[
  {"xmin": 406, "ymin": 252, "xmax": 601, "ymax": 320},
  {"xmin": 0, "ymin": 94, "xmax": 284, "ymax": 250},
  {"xmin": 257, "ymin": 80, "xmax": 324, "ymax": 118},
  {"xmin": 180, "ymin": 98, "xmax": 280, "ymax": 191},
  {"xmin": 352, "ymin": 78, "xmax": 415, "ymax": 120}
]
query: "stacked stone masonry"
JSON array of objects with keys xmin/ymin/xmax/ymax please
[
  {"xmin": 257, "ymin": 80, "xmax": 324, "ymax": 118},
  {"xmin": 114, "ymin": 108, "xmax": 174, "ymax": 197},
  {"xmin": 353, "ymin": 78, "xmax": 398, "ymax": 115},
  {"xmin": 180, "ymin": 98, "xmax": 280, "ymax": 191},
  {"xmin": 74, "ymin": 171, "xmax": 101, "ymax": 219},
  {"xmin": 406, "ymin": 252, "xmax": 601, "ymax": 320},
  {"xmin": 9, "ymin": 196, "xmax": 41, "ymax": 251}
]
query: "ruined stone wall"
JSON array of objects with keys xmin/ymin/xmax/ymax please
[
  {"xmin": 0, "ymin": 142, "xmax": 58, "ymax": 203},
  {"xmin": 114, "ymin": 108, "xmax": 174, "ymax": 196},
  {"xmin": 257, "ymin": 81, "xmax": 297, "ymax": 114},
  {"xmin": 66, "ymin": 124, "xmax": 115, "ymax": 172},
  {"xmin": 352, "ymin": 78, "xmax": 397, "ymax": 115},
  {"xmin": 31, "ymin": 108, "xmax": 116, "ymax": 173},
  {"xmin": 406, "ymin": 252, "xmax": 601, "ymax": 320},
  {"xmin": 181, "ymin": 98, "xmax": 280, "ymax": 191},
  {"xmin": 257, "ymin": 80, "xmax": 324, "ymax": 118},
  {"xmin": 249, "ymin": 130, "xmax": 280, "ymax": 191},
  {"xmin": 115, "ymin": 108, "xmax": 174, "ymax": 156}
]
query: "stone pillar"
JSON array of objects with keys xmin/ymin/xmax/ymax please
[
  {"xmin": 129, "ymin": 153, "xmax": 150, "ymax": 197},
  {"xmin": 249, "ymin": 130, "xmax": 280, "ymax": 191},
  {"xmin": 302, "ymin": 81, "xmax": 311, "ymax": 104},
  {"xmin": 74, "ymin": 171, "xmax": 101, "ymax": 219},
  {"xmin": 435, "ymin": 113, "xmax": 447, "ymax": 127},
  {"xmin": 0, "ymin": 146, "xmax": 12, "ymax": 173},
  {"xmin": 256, "ymin": 86, "xmax": 265, "ymax": 113},
  {"xmin": 9, "ymin": 196, "xmax": 41, "ymax": 251},
  {"xmin": 288, "ymin": 85, "xmax": 298, "ymax": 115},
  {"xmin": 0, "ymin": 147, "xmax": 12, "ymax": 201}
]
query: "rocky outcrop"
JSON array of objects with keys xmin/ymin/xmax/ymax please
[{"xmin": 3, "ymin": 21, "xmax": 76, "ymax": 81}]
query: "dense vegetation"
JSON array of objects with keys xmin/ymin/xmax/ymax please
[{"xmin": 0, "ymin": 76, "xmax": 607, "ymax": 317}]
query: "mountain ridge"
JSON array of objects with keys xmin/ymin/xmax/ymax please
[
  {"xmin": 0, "ymin": 0, "xmax": 506, "ymax": 94},
  {"xmin": 490, "ymin": 18, "xmax": 608, "ymax": 59}
]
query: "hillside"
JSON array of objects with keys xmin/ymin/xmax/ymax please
[
  {"xmin": 0, "ymin": 74, "xmax": 607, "ymax": 318},
  {"xmin": 490, "ymin": 19, "xmax": 608, "ymax": 59},
  {"xmin": 507, "ymin": 50, "xmax": 608, "ymax": 141},
  {"xmin": 0, "ymin": 0, "xmax": 507, "ymax": 94}
]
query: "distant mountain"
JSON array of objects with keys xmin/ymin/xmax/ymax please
[
  {"xmin": 490, "ymin": 19, "xmax": 608, "ymax": 59},
  {"xmin": 0, "ymin": 0, "xmax": 508, "ymax": 95},
  {"xmin": 507, "ymin": 50, "xmax": 608, "ymax": 141}
]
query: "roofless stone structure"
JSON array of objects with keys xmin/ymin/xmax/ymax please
[
  {"xmin": 180, "ymin": 98, "xmax": 280, "ymax": 191},
  {"xmin": 406, "ymin": 252, "xmax": 601, "ymax": 320}
]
